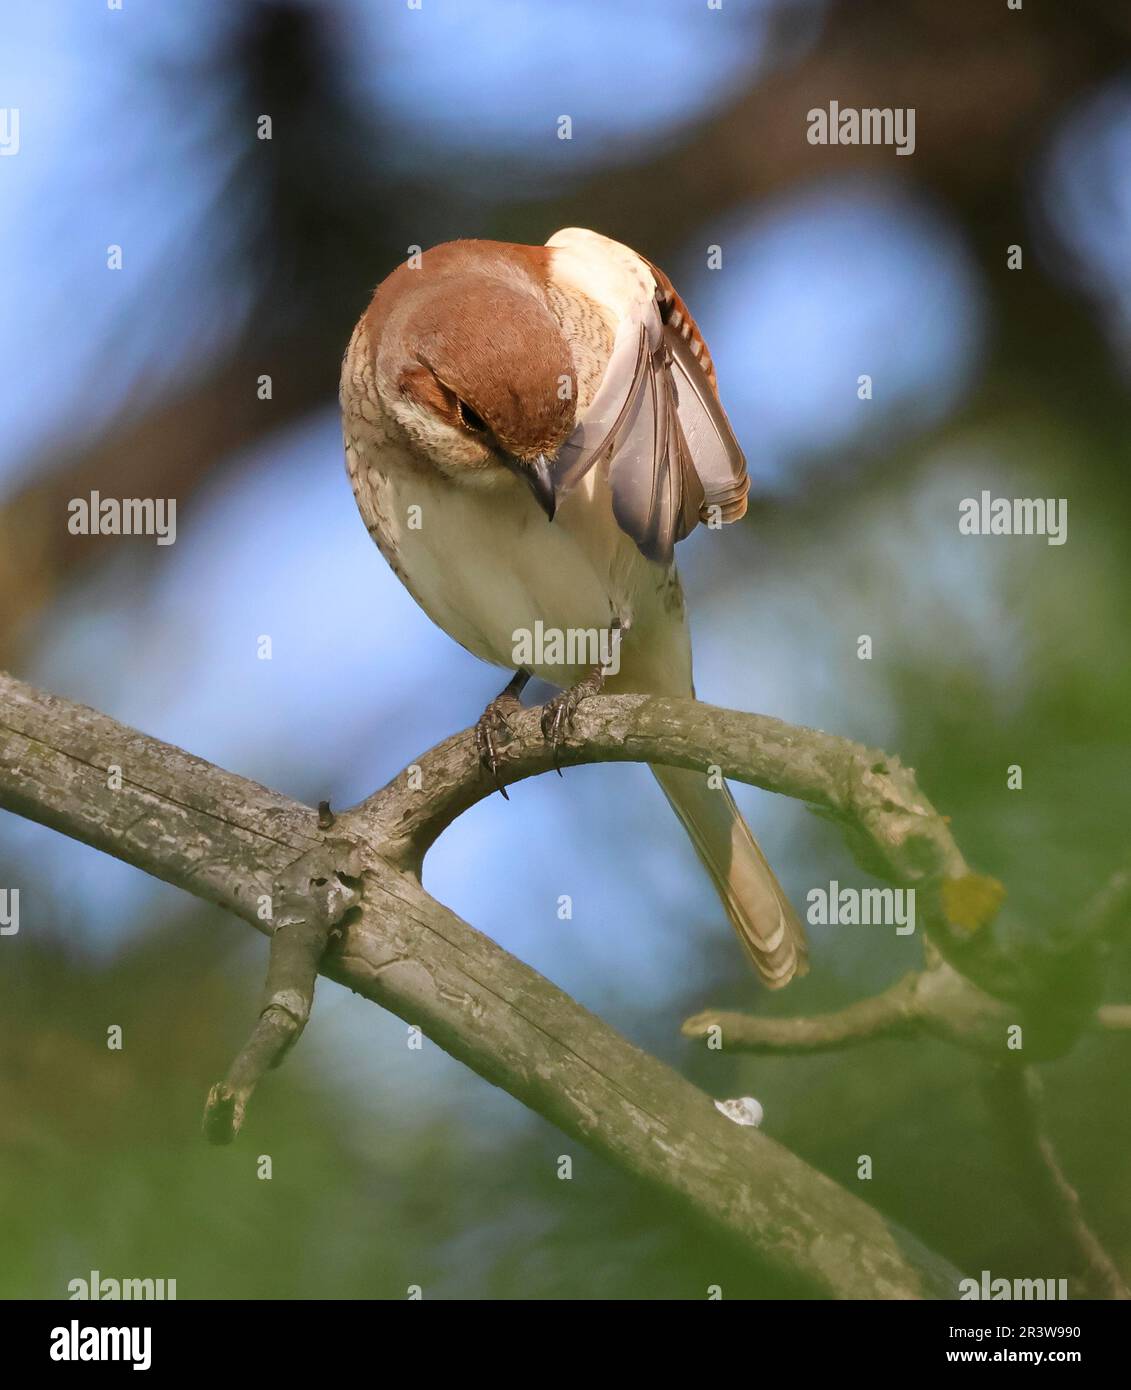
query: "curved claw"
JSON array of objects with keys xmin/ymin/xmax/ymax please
[
  {"xmin": 476, "ymin": 696, "xmax": 520, "ymax": 798},
  {"xmin": 539, "ymin": 698, "xmax": 568, "ymax": 774},
  {"xmin": 539, "ymin": 677, "xmax": 601, "ymax": 772}
]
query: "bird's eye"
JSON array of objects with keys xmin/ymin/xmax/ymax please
[{"xmin": 456, "ymin": 399, "xmax": 488, "ymax": 432}]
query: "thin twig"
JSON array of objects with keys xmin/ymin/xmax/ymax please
[
  {"xmin": 984, "ymin": 1067, "xmax": 1130, "ymax": 1300},
  {"xmin": 1079, "ymin": 865, "xmax": 1131, "ymax": 948},
  {"xmin": 683, "ymin": 964, "xmax": 1018, "ymax": 1057},
  {"xmin": 684, "ymin": 973, "xmax": 923, "ymax": 1053}
]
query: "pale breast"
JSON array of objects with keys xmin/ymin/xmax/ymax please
[
  {"xmin": 347, "ymin": 435, "xmax": 688, "ymax": 691},
  {"xmin": 349, "ymin": 439, "xmax": 605, "ymax": 679}
]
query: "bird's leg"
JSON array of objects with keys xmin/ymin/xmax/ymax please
[
  {"xmin": 540, "ymin": 618, "xmax": 626, "ymax": 771},
  {"xmin": 475, "ymin": 670, "xmax": 531, "ymax": 798}
]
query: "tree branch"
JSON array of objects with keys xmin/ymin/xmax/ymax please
[
  {"xmin": 683, "ymin": 965, "xmax": 1016, "ymax": 1056},
  {"xmin": 0, "ymin": 669, "xmax": 962, "ymax": 1299},
  {"xmin": 202, "ymin": 845, "xmax": 362, "ymax": 1143},
  {"xmin": 984, "ymin": 1068, "xmax": 1130, "ymax": 1300},
  {"xmin": 361, "ymin": 694, "xmax": 1022, "ymax": 1003}
]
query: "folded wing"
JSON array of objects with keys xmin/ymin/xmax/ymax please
[{"xmin": 552, "ymin": 263, "xmax": 749, "ymax": 567}]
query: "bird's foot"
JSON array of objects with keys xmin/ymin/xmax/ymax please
[
  {"xmin": 539, "ymin": 669, "xmax": 606, "ymax": 772},
  {"xmin": 475, "ymin": 673, "xmax": 530, "ymax": 798}
]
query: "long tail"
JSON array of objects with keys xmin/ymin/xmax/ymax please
[{"xmin": 651, "ymin": 764, "xmax": 808, "ymax": 988}]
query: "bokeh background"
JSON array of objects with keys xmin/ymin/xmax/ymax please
[{"xmin": 2, "ymin": 0, "xmax": 1130, "ymax": 1299}]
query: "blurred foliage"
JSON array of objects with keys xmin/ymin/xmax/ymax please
[{"xmin": 0, "ymin": 917, "xmax": 801, "ymax": 1299}]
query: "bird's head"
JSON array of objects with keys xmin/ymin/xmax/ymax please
[{"xmin": 356, "ymin": 244, "xmax": 578, "ymax": 519}]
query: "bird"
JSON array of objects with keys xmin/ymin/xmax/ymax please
[{"xmin": 340, "ymin": 227, "xmax": 808, "ymax": 988}]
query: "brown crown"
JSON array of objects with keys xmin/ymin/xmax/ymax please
[{"xmin": 367, "ymin": 242, "xmax": 577, "ymax": 459}]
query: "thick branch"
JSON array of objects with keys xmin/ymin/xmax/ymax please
[
  {"xmin": 362, "ymin": 694, "xmax": 1015, "ymax": 999},
  {"xmin": 0, "ymin": 670, "xmax": 961, "ymax": 1298},
  {"xmin": 363, "ymin": 695, "xmax": 964, "ymax": 871}
]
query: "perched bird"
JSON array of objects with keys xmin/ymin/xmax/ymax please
[{"xmin": 340, "ymin": 228, "xmax": 807, "ymax": 987}]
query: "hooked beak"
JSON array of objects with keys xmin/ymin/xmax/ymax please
[{"xmin": 507, "ymin": 452, "xmax": 557, "ymax": 522}]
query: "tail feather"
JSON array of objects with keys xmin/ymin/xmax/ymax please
[{"xmin": 651, "ymin": 764, "xmax": 808, "ymax": 988}]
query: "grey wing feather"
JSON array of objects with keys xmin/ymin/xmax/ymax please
[
  {"xmin": 552, "ymin": 317, "xmax": 651, "ymax": 495},
  {"xmin": 665, "ymin": 328, "xmax": 749, "ymax": 524},
  {"xmin": 553, "ymin": 294, "xmax": 747, "ymax": 564},
  {"xmin": 607, "ymin": 342, "xmax": 703, "ymax": 566}
]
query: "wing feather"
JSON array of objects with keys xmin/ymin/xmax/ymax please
[
  {"xmin": 552, "ymin": 319, "xmax": 650, "ymax": 495},
  {"xmin": 666, "ymin": 328, "xmax": 748, "ymax": 524},
  {"xmin": 607, "ymin": 346, "xmax": 704, "ymax": 565},
  {"xmin": 550, "ymin": 246, "xmax": 748, "ymax": 564}
]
